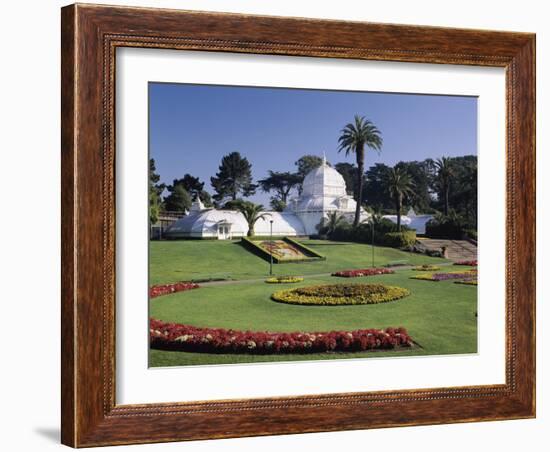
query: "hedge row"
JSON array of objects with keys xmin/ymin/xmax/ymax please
[{"xmin": 329, "ymin": 220, "xmax": 416, "ymax": 249}]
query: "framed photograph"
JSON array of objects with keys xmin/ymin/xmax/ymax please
[{"xmin": 61, "ymin": 3, "xmax": 535, "ymax": 447}]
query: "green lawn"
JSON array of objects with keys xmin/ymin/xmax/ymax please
[
  {"xmin": 149, "ymin": 249, "xmax": 477, "ymax": 367},
  {"xmin": 149, "ymin": 239, "xmax": 447, "ymax": 285}
]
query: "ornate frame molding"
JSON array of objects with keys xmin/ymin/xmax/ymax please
[{"xmin": 61, "ymin": 4, "xmax": 535, "ymax": 447}]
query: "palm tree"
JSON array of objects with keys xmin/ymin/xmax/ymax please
[
  {"xmin": 385, "ymin": 167, "xmax": 414, "ymax": 231},
  {"xmin": 338, "ymin": 115, "xmax": 383, "ymax": 226},
  {"xmin": 363, "ymin": 206, "xmax": 384, "ymax": 226},
  {"xmin": 322, "ymin": 211, "xmax": 346, "ymax": 236},
  {"xmin": 236, "ymin": 201, "xmax": 270, "ymax": 237},
  {"xmin": 434, "ymin": 157, "xmax": 455, "ymax": 216}
]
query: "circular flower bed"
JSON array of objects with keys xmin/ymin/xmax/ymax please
[
  {"xmin": 272, "ymin": 283, "xmax": 410, "ymax": 306},
  {"xmin": 265, "ymin": 276, "xmax": 304, "ymax": 284},
  {"xmin": 150, "ymin": 319, "xmax": 413, "ymax": 354}
]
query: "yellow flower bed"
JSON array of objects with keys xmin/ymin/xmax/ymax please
[
  {"xmin": 410, "ymin": 269, "xmax": 477, "ymax": 282},
  {"xmin": 412, "ymin": 265, "xmax": 441, "ymax": 271},
  {"xmin": 271, "ymin": 283, "xmax": 410, "ymax": 306},
  {"xmin": 411, "ymin": 273, "xmax": 437, "ymax": 281},
  {"xmin": 265, "ymin": 276, "xmax": 304, "ymax": 284}
]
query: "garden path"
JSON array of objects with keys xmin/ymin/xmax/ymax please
[{"xmin": 196, "ymin": 262, "xmax": 455, "ymax": 287}]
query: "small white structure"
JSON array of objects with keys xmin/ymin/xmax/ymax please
[
  {"xmin": 164, "ymin": 156, "xmax": 432, "ymax": 239},
  {"xmin": 382, "ymin": 208, "xmax": 433, "ymax": 235},
  {"xmin": 165, "ymin": 201, "xmax": 307, "ymax": 239}
]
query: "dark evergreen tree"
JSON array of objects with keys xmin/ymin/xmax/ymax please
[
  {"xmin": 149, "ymin": 158, "xmax": 165, "ymax": 224},
  {"xmin": 210, "ymin": 152, "xmax": 257, "ymax": 203},
  {"xmin": 363, "ymin": 163, "xmax": 393, "ymax": 211},
  {"xmin": 170, "ymin": 174, "xmax": 212, "ymax": 207},
  {"xmin": 258, "ymin": 170, "xmax": 301, "ymax": 211},
  {"xmin": 163, "ymin": 184, "xmax": 192, "ymax": 212},
  {"xmin": 334, "ymin": 162, "xmax": 359, "ymax": 198}
]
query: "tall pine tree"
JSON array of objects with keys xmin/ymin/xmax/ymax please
[
  {"xmin": 210, "ymin": 152, "xmax": 257, "ymax": 203},
  {"xmin": 149, "ymin": 159, "xmax": 165, "ymax": 224}
]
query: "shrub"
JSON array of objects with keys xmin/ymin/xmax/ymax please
[
  {"xmin": 329, "ymin": 218, "xmax": 410, "ymax": 245},
  {"xmin": 332, "ymin": 268, "xmax": 394, "ymax": 278},
  {"xmin": 464, "ymin": 229, "xmax": 478, "ymax": 241},
  {"xmin": 150, "ymin": 319, "xmax": 414, "ymax": 354},
  {"xmin": 150, "ymin": 282, "xmax": 200, "ymax": 299},
  {"xmin": 425, "ymin": 212, "xmax": 475, "ymax": 240},
  {"xmin": 454, "ymin": 260, "xmax": 477, "ymax": 266},
  {"xmin": 272, "ymin": 283, "xmax": 410, "ymax": 306},
  {"xmin": 455, "ymin": 279, "xmax": 478, "ymax": 286},
  {"xmin": 330, "ymin": 222, "xmax": 355, "ymax": 241},
  {"xmin": 265, "ymin": 276, "xmax": 304, "ymax": 284},
  {"xmin": 382, "ymin": 231, "xmax": 417, "ymax": 248}
]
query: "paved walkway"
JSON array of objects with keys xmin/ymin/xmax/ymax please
[{"xmin": 197, "ymin": 262, "xmax": 455, "ymax": 287}]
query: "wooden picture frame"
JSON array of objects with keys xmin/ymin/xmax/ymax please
[{"xmin": 61, "ymin": 3, "xmax": 535, "ymax": 447}]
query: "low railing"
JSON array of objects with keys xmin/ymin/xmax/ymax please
[{"xmin": 158, "ymin": 210, "xmax": 186, "ymax": 220}]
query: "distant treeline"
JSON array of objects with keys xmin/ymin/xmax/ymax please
[{"xmin": 150, "ymin": 153, "xmax": 477, "ymax": 231}]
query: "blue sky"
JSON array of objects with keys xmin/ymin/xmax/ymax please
[{"xmin": 149, "ymin": 83, "xmax": 477, "ymax": 205}]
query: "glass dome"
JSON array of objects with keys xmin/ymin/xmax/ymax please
[{"xmin": 301, "ymin": 161, "xmax": 347, "ymax": 198}]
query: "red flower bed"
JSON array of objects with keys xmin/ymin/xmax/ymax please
[
  {"xmin": 149, "ymin": 282, "xmax": 200, "ymax": 299},
  {"xmin": 332, "ymin": 268, "xmax": 394, "ymax": 278},
  {"xmin": 150, "ymin": 319, "xmax": 413, "ymax": 354},
  {"xmin": 454, "ymin": 260, "xmax": 477, "ymax": 267}
]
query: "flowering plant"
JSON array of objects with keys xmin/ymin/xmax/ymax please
[
  {"xmin": 150, "ymin": 282, "xmax": 200, "ymax": 299},
  {"xmin": 332, "ymin": 268, "xmax": 394, "ymax": 278},
  {"xmin": 454, "ymin": 260, "xmax": 477, "ymax": 266},
  {"xmin": 265, "ymin": 276, "xmax": 304, "ymax": 284},
  {"xmin": 272, "ymin": 283, "xmax": 409, "ymax": 305},
  {"xmin": 258, "ymin": 240, "xmax": 306, "ymax": 260},
  {"xmin": 412, "ymin": 264, "xmax": 441, "ymax": 271},
  {"xmin": 411, "ymin": 269, "xmax": 477, "ymax": 282},
  {"xmin": 150, "ymin": 318, "xmax": 413, "ymax": 354}
]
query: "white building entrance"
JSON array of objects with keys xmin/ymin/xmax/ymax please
[{"xmin": 217, "ymin": 220, "xmax": 232, "ymax": 240}]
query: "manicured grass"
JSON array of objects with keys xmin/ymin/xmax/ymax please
[
  {"xmin": 149, "ymin": 266, "xmax": 477, "ymax": 367},
  {"xmin": 149, "ymin": 239, "xmax": 447, "ymax": 285}
]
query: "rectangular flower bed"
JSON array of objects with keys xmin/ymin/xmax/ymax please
[
  {"xmin": 332, "ymin": 268, "xmax": 394, "ymax": 278},
  {"xmin": 241, "ymin": 237, "xmax": 325, "ymax": 263},
  {"xmin": 150, "ymin": 282, "xmax": 200, "ymax": 298},
  {"xmin": 411, "ymin": 269, "xmax": 477, "ymax": 282},
  {"xmin": 454, "ymin": 260, "xmax": 477, "ymax": 266},
  {"xmin": 150, "ymin": 319, "xmax": 413, "ymax": 354}
]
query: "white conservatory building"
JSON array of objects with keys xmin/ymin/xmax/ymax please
[{"xmin": 164, "ymin": 157, "xmax": 432, "ymax": 239}]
